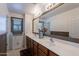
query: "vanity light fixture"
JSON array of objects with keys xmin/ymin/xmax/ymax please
[
  {"xmin": 32, "ymin": 5, "xmax": 42, "ymax": 18},
  {"xmin": 45, "ymin": 3, "xmax": 57, "ymax": 11}
]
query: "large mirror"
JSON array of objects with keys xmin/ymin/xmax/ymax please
[{"xmin": 32, "ymin": 3, "xmax": 79, "ymax": 43}]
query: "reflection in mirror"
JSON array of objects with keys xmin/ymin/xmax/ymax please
[{"xmin": 32, "ymin": 3, "xmax": 79, "ymax": 43}]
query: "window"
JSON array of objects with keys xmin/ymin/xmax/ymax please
[{"xmin": 11, "ymin": 17, "xmax": 23, "ymax": 35}]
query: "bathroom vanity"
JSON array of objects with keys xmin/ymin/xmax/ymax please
[
  {"xmin": 25, "ymin": 33, "xmax": 79, "ymax": 56},
  {"xmin": 26, "ymin": 35, "xmax": 58, "ymax": 56}
]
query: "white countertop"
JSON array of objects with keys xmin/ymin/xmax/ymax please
[{"xmin": 26, "ymin": 33, "xmax": 79, "ymax": 56}]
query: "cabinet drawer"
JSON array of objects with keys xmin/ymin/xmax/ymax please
[
  {"xmin": 38, "ymin": 44, "xmax": 48, "ymax": 54},
  {"xmin": 49, "ymin": 50, "xmax": 58, "ymax": 56},
  {"xmin": 33, "ymin": 41, "xmax": 38, "ymax": 46},
  {"xmin": 38, "ymin": 49, "xmax": 47, "ymax": 56}
]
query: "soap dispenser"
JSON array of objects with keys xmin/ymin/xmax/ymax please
[{"xmin": 39, "ymin": 29, "xmax": 43, "ymax": 39}]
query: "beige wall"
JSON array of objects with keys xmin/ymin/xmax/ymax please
[
  {"xmin": 0, "ymin": 3, "xmax": 8, "ymax": 16},
  {"xmin": 25, "ymin": 14, "xmax": 33, "ymax": 35}
]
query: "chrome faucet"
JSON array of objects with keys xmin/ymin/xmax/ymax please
[{"xmin": 50, "ymin": 36, "xmax": 54, "ymax": 42}]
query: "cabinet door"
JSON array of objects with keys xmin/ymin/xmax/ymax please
[
  {"xmin": 33, "ymin": 45, "xmax": 37, "ymax": 56},
  {"xmin": 49, "ymin": 50, "xmax": 58, "ymax": 56},
  {"xmin": 26, "ymin": 36, "xmax": 31, "ymax": 49},
  {"xmin": 30, "ymin": 39, "xmax": 34, "ymax": 55},
  {"xmin": 26, "ymin": 36, "xmax": 34, "ymax": 55},
  {"xmin": 38, "ymin": 49, "xmax": 47, "ymax": 56},
  {"xmin": 38, "ymin": 44, "xmax": 48, "ymax": 55},
  {"xmin": 30, "ymin": 39, "xmax": 33, "ymax": 48},
  {"xmin": 33, "ymin": 41, "xmax": 38, "ymax": 46}
]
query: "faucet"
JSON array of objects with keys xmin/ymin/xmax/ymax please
[{"xmin": 50, "ymin": 35, "xmax": 54, "ymax": 42}]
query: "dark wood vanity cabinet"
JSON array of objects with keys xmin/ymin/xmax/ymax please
[
  {"xmin": 26, "ymin": 36, "xmax": 33, "ymax": 55},
  {"xmin": 26, "ymin": 36, "xmax": 31, "ymax": 49},
  {"xmin": 33, "ymin": 45, "xmax": 38, "ymax": 56},
  {"xmin": 26, "ymin": 36, "xmax": 58, "ymax": 56},
  {"xmin": 48, "ymin": 50, "xmax": 58, "ymax": 56},
  {"xmin": 38, "ymin": 44, "xmax": 48, "ymax": 56},
  {"xmin": 30, "ymin": 39, "xmax": 34, "ymax": 55},
  {"xmin": 33, "ymin": 41, "xmax": 38, "ymax": 56},
  {"xmin": 38, "ymin": 49, "xmax": 47, "ymax": 56}
]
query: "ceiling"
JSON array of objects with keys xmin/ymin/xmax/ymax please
[
  {"xmin": 7, "ymin": 3, "xmax": 47, "ymax": 15},
  {"xmin": 7, "ymin": 3, "xmax": 79, "ymax": 18}
]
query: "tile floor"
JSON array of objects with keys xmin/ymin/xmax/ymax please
[{"xmin": 7, "ymin": 49, "xmax": 21, "ymax": 56}]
